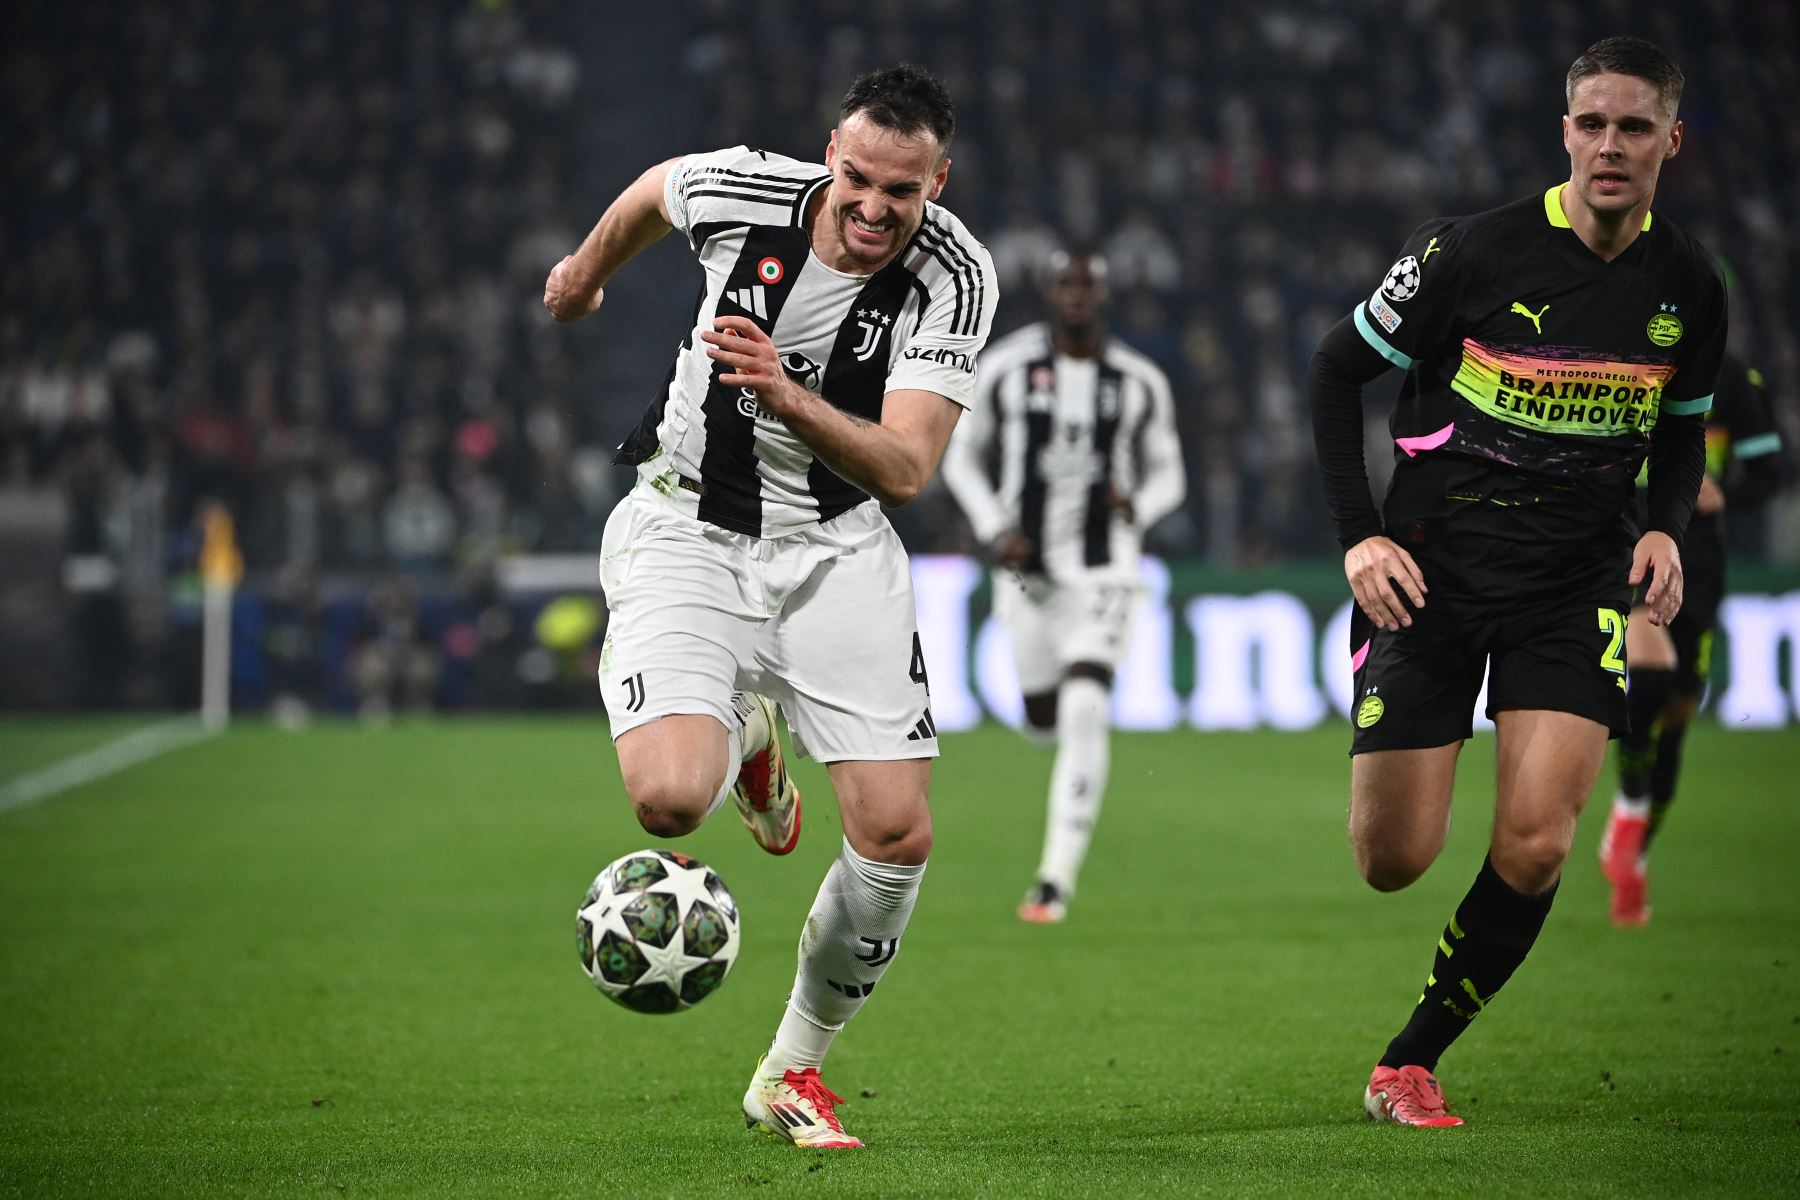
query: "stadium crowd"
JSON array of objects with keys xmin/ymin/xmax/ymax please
[
  {"xmin": 3, "ymin": 0, "xmax": 1796, "ymax": 708},
  {"xmin": 3, "ymin": 0, "xmax": 595, "ymax": 577}
]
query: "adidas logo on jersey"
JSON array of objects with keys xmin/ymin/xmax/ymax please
[{"xmin": 725, "ymin": 285, "xmax": 769, "ymax": 319}]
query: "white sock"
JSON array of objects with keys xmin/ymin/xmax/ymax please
[
  {"xmin": 772, "ymin": 839, "xmax": 925, "ymax": 1070},
  {"xmin": 1613, "ymin": 792, "xmax": 1651, "ymax": 819},
  {"xmin": 763, "ymin": 1005, "xmax": 837, "ymax": 1078},
  {"xmin": 733, "ymin": 691, "xmax": 771, "ymax": 758},
  {"xmin": 705, "ymin": 699, "xmax": 754, "ymax": 819},
  {"xmin": 1035, "ymin": 676, "xmax": 1111, "ymax": 896}
]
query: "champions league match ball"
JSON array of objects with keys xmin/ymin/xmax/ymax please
[{"xmin": 577, "ymin": 849, "xmax": 742, "ymax": 1014}]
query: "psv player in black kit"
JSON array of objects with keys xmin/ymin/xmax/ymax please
[
  {"xmin": 1600, "ymin": 349, "xmax": 1784, "ymax": 925},
  {"xmin": 1308, "ymin": 37, "xmax": 1725, "ymax": 1127}
]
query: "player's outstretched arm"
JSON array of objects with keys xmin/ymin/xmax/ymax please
[
  {"xmin": 939, "ymin": 368, "xmax": 1009, "ymax": 539},
  {"xmin": 543, "ymin": 159, "xmax": 678, "ymax": 323},
  {"xmin": 940, "ymin": 400, "xmax": 1029, "ymax": 562},
  {"xmin": 1129, "ymin": 368, "xmax": 1187, "ymax": 530},
  {"xmin": 702, "ymin": 316, "xmax": 961, "ymax": 507}
]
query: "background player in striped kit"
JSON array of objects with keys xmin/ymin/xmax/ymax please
[
  {"xmin": 543, "ymin": 65, "xmax": 996, "ymax": 1148},
  {"xmin": 1600, "ymin": 347, "xmax": 1786, "ymax": 924},
  {"xmin": 942, "ymin": 250, "xmax": 1186, "ymax": 923}
]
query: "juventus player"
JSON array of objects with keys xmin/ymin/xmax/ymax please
[
  {"xmin": 543, "ymin": 65, "xmax": 995, "ymax": 1149},
  {"xmin": 942, "ymin": 250, "xmax": 1186, "ymax": 923}
]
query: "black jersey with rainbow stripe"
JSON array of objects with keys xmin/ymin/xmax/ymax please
[{"xmin": 1353, "ymin": 185, "xmax": 1726, "ymax": 571}]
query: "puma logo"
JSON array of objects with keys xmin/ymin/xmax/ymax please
[{"xmin": 1510, "ymin": 301, "xmax": 1549, "ymax": 334}]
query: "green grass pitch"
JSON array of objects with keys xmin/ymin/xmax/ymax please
[{"xmin": 1, "ymin": 717, "xmax": 1796, "ymax": 1197}]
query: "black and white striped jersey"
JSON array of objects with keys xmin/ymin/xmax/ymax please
[
  {"xmin": 942, "ymin": 322, "xmax": 1187, "ymax": 580},
  {"xmin": 615, "ymin": 145, "xmax": 998, "ymax": 539}
]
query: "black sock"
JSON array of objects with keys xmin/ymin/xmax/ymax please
[
  {"xmin": 1645, "ymin": 717, "xmax": 1690, "ymax": 852},
  {"xmin": 1379, "ymin": 855, "xmax": 1558, "ymax": 1071},
  {"xmin": 1619, "ymin": 667, "xmax": 1676, "ymax": 797}
]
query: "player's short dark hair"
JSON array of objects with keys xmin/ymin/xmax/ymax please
[
  {"xmin": 1566, "ymin": 36, "xmax": 1684, "ymax": 120},
  {"xmin": 1039, "ymin": 247, "xmax": 1109, "ymax": 293},
  {"xmin": 838, "ymin": 64, "xmax": 955, "ymax": 150}
]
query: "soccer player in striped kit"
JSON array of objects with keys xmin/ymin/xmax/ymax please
[
  {"xmin": 544, "ymin": 65, "xmax": 996, "ymax": 1148},
  {"xmin": 942, "ymin": 249, "xmax": 1186, "ymax": 923}
]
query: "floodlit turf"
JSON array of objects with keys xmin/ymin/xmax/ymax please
[
  {"xmin": 1, "ymin": 717, "xmax": 1796, "ymax": 1197},
  {"xmin": 0, "ymin": 716, "xmax": 174, "ymax": 782}
]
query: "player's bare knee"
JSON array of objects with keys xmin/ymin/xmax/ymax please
[
  {"xmin": 1361, "ymin": 861, "xmax": 1427, "ymax": 893},
  {"xmin": 633, "ymin": 800, "xmax": 703, "ymax": 839},
  {"xmin": 1355, "ymin": 842, "xmax": 1433, "ymax": 892},
  {"xmin": 1349, "ymin": 808, "xmax": 1442, "ymax": 890},
  {"xmin": 849, "ymin": 811, "xmax": 933, "ymax": 866},
  {"xmin": 1491, "ymin": 830, "xmax": 1570, "ymax": 894},
  {"xmin": 885, "ymin": 823, "xmax": 934, "ymax": 865},
  {"xmin": 1348, "ymin": 802, "xmax": 1446, "ymax": 891},
  {"xmin": 620, "ymin": 771, "xmax": 712, "ymax": 839}
]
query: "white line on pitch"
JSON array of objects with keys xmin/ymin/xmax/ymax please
[{"xmin": 0, "ymin": 718, "xmax": 216, "ymax": 814}]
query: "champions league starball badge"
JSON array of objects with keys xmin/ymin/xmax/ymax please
[{"xmin": 1381, "ymin": 255, "xmax": 1422, "ymax": 302}]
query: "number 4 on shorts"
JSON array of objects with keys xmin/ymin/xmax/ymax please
[{"xmin": 905, "ymin": 634, "xmax": 936, "ymax": 742}]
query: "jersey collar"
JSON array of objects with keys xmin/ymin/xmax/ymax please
[{"xmin": 1544, "ymin": 184, "xmax": 1653, "ymax": 232}]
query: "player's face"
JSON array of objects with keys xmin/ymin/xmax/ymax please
[
  {"xmin": 1562, "ymin": 72, "xmax": 1683, "ymax": 220},
  {"xmin": 1046, "ymin": 258, "xmax": 1106, "ymax": 332},
  {"xmin": 820, "ymin": 112, "xmax": 949, "ymax": 272}
]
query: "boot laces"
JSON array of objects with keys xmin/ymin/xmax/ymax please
[{"xmin": 782, "ymin": 1068, "xmax": 848, "ymax": 1132}]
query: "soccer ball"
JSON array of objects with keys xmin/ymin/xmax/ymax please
[{"xmin": 576, "ymin": 849, "xmax": 741, "ymax": 1014}]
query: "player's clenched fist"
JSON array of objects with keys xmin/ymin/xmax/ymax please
[
  {"xmin": 1344, "ymin": 534, "xmax": 1428, "ymax": 632},
  {"xmin": 544, "ymin": 255, "xmax": 604, "ymax": 322}
]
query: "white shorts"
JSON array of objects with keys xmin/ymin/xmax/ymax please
[
  {"xmin": 597, "ymin": 484, "xmax": 937, "ymax": 761},
  {"xmin": 994, "ymin": 569, "xmax": 1141, "ymax": 696}
]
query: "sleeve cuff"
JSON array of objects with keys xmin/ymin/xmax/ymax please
[
  {"xmin": 1353, "ymin": 307, "xmax": 1416, "ymax": 371},
  {"xmin": 1733, "ymin": 432, "xmax": 1782, "ymax": 459},
  {"xmin": 1662, "ymin": 393, "xmax": 1713, "ymax": 417}
]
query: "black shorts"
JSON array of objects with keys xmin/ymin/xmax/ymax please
[
  {"xmin": 1667, "ymin": 528, "xmax": 1725, "ymax": 696},
  {"xmin": 1348, "ymin": 584, "xmax": 1633, "ymax": 754}
]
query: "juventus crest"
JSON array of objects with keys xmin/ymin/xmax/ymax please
[{"xmin": 852, "ymin": 307, "xmax": 893, "ymax": 362}]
